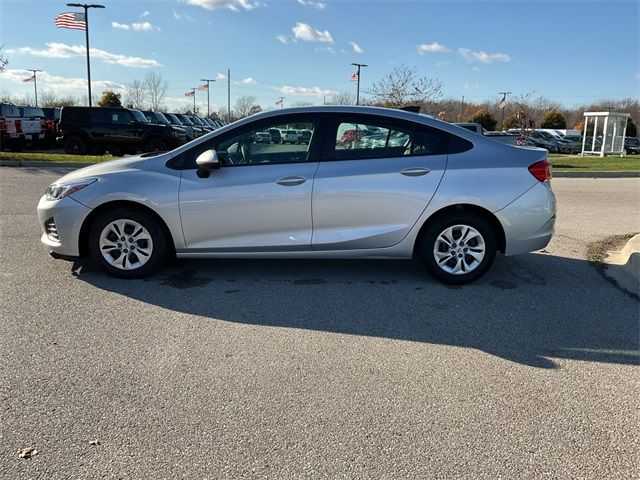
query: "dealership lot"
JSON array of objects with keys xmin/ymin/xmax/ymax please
[{"xmin": 1, "ymin": 167, "xmax": 638, "ymax": 479}]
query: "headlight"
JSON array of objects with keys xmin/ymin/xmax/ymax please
[{"xmin": 45, "ymin": 178, "xmax": 97, "ymax": 201}]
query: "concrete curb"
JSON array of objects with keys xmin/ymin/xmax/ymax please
[
  {"xmin": 603, "ymin": 234, "xmax": 640, "ymax": 298},
  {"xmin": 0, "ymin": 160, "xmax": 94, "ymax": 168},
  {"xmin": 1, "ymin": 160, "xmax": 639, "ymax": 178}
]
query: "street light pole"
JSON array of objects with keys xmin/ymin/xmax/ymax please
[
  {"xmin": 67, "ymin": 3, "xmax": 105, "ymax": 107},
  {"xmin": 200, "ymin": 78, "xmax": 215, "ymax": 117},
  {"xmin": 189, "ymin": 88, "xmax": 196, "ymax": 113},
  {"xmin": 351, "ymin": 62, "xmax": 368, "ymax": 106},
  {"xmin": 498, "ymin": 91, "xmax": 512, "ymax": 130},
  {"xmin": 28, "ymin": 69, "xmax": 43, "ymax": 106}
]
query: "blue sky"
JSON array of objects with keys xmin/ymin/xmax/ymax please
[{"xmin": 1, "ymin": 0, "xmax": 638, "ymax": 113}]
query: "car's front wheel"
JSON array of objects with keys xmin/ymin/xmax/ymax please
[
  {"xmin": 420, "ymin": 213, "xmax": 497, "ymax": 285},
  {"xmin": 89, "ymin": 208, "xmax": 168, "ymax": 278},
  {"xmin": 64, "ymin": 135, "xmax": 87, "ymax": 155}
]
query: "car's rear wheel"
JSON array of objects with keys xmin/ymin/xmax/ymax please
[
  {"xmin": 89, "ymin": 208, "xmax": 168, "ymax": 278},
  {"xmin": 64, "ymin": 135, "xmax": 87, "ymax": 155},
  {"xmin": 420, "ymin": 213, "xmax": 497, "ymax": 285}
]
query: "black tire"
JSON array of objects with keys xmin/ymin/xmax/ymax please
[
  {"xmin": 419, "ymin": 212, "xmax": 497, "ymax": 285},
  {"xmin": 110, "ymin": 149, "xmax": 125, "ymax": 157},
  {"xmin": 64, "ymin": 135, "xmax": 87, "ymax": 155},
  {"xmin": 89, "ymin": 207, "xmax": 169, "ymax": 279},
  {"xmin": 143, "ymin": 137, "xmax": 168, "ymax": 153}
]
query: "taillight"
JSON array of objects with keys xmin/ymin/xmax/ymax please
[
  {"xmin": 528, "ymin": 160, "xmax": 552, "ymax": 182},
  {"xmin": 14, "ymin": 120, "xmax": 22, "ymax": 133}
]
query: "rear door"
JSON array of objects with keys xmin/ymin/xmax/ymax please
[{"xmin": 311, "ymin": 114, "xmax": 448, "ymax": 250}]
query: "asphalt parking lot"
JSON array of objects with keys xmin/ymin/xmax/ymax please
[{"xmin": 1, "ymin": 167, "xmax": 639, "ymax": 479}]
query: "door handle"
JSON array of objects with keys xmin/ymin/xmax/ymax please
[
  {"xmin": 276, "ymin": 176, "xmax": 307, "ymax": 186},
  {"xmin": 400, "ymin": 167, "xmax": 430, "ymax": 177}
]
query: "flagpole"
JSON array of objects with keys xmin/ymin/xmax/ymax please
[
  {"xmin": 200, "ymin": 79, "xmax": 215, "ymax": 117},
  {"xmin": 28, "ymin": 69, "xmax": 42, "ymax": 106},
  {"xmin": 351, "ymin": 63, "xmax": 367, "ymax": 106},
  {"xmin": 67, "ymin": 4, "xmax": 105, "ymax": 107},
  {"xmin": 190, "ymin": 88, "xmax": 196, "ymax": 113},
  {"xmin": 227, "ymin": 69, "xmax": 231, "ymax": 123}
]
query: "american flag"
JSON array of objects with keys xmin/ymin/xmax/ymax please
[
  {"xmin": 185, "ymin": 90, "xmax": 195, "ymax": 97},
  {"xmin": 22, "ymin": 75, "xmax": 35, "ymax": 83},
  {"xmin": 497, "ymin": 93, "xmax": 507, "ymax": 110},
  {"xmin": 275, "ymin": 98, "xmax": 283, "ymax": 107},
  {"xmin": 350, "ymin": 72, "xmax": 359, "ymax": 81},
  {"xmin": 54, "ymin": 12, "xmax": 87, "ymax": 30},
  {"xmin": 197, "ymin": 84, "xmax": 208, "ymax": 91}
]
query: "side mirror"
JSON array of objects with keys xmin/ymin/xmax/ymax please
[{"xmin": 195, "ymin": 149, "xmax": 220, "ymax": 178}]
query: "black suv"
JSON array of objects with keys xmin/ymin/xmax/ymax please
[{"xmin": 59, "ymin": 106, "xmax": 187, "ymax": 155}]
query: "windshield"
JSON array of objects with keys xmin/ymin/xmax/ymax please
[
  {"xmin": 130, "ymin": 109, "xmax": 148, "ymax": 123},
  {"xmin": 155, "ymin": 112, "xmax": 170, "ymax": 124},
  {"xmin": 179, "ymin": 115, "xmax": 194, "ymax": 125},
  {"xmin": 190, "ymin": 116, "xmax": 205, "ymax": 125},
  {"xmin": 167, "ymin": 114, "xmax": 182, "ymax": 125}
]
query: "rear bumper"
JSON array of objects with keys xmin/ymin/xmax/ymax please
[{"xmin": 496, "ymin": 182, "xmax": 556, "ymax": 256}]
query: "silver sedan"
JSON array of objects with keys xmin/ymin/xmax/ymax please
[{"xmin": 37, "ymin": 106, "xmax": 556, "ymax": 284}]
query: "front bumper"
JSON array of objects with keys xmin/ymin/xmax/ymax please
[
  {"xmin": 496, "ymin": 181, "xmax": 557, "ymax": 256},
  {"xmin": 37, "ymin": 195, "xmax": 92, "ymax": 257}
]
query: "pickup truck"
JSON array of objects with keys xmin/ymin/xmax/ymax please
[
  {"xmin": 1, "ymin": 103, "xmax": 25, "ymax": 150},
  {"xmin": 17, "ymin": 106, "xmax": 46, "ymax": 146}
]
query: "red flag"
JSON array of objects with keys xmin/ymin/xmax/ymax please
[
  {"xmin": 185, "ymin": 90, "xmax": 195, "ymax": 97},
  {"xmin": 350, "ymin": 72, "xmax": 358, "ymax": 81},
  {"xmin": 497, "ymin": 94, "xmax": 507, "ymax": 109},
  {"xmin": 197, "ymin": 84, "xmax": 208, "ymax": 91},
  {"xmin": 22, "ymin": 75, "xmax": 35, "ymax": 83}
]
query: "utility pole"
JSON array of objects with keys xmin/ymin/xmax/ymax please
[
  {"xmin": 67, "ymin": 3, "xmax": 105, "ymax": 107},
  {"xmin": 27, "ymin": 69, "xmax": 42, "ymax": 106},
  {"xmin": 200, "ymin": 78, "xmax": 215, "ymax": 117},
  {"xmin": 350, "ymin": 62, "xmax": 368, "ymax": 106},
  {"xmin": 459, "ymin": 95, "xmax": 465, "ymax": 122},
  {"xmin": 227, "ymin": 69, "xmax": 231, "ymax": 123},
  {"xmin": 498, "ymin": 91, "xmax": 511, "ymax": 130}
]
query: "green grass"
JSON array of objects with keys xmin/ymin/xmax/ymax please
[
  {"xmin": 0, "ymin": 151, "xmax": 114, "ymax": 164},
  {"xmin": 1, "ymin": 150, "xmax": 639, "ymax": 172},
  {"xmin": 548, "ymin": 154, "xmax": 640, "ymax": 172}
]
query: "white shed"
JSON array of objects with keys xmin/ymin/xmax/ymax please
[{"xmin": 581, "ymin": 111, "xmax": 630, "ymax": 157}]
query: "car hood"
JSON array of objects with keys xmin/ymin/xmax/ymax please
[{"xmin": 54, "ymin": 156, "xmax": 147, "ymax": 184}]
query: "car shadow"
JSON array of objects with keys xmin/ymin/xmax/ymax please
[{"xmin": 71, "ymin": 252, "xmax": 639, "ymax": 369}]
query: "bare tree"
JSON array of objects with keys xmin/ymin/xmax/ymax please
[
  {"xmin": 125, "ymin": 80, "xmax": 147, "ymax": 110},
  {"xmin": 234, "ymin": 95, "xmax": 258, "ymax": 118},
  {"xmin": 144, "ymin": 72, "xmax": 168, "ymax": 111},
  {"xmin": 0, "ymin": 45, "xmax": 8, "ymax": 73},
  {"xmin": 39, "ymin": 91, "xmax": 78, "ymax": 107},
  {"xmin": 328, "ymin": 92, "xmax": 354, "ymax": 105},
  {"xmin": 511, "ymin": 92, "xmax": 559, "ymax": 140},
  {"xmin": 367, "ymin": 65, "xmax": 443, "ymax": 108}
]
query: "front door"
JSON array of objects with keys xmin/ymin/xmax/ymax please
[{"xmin": 179, "ymin": 115, "xmax": 322, "ymax": 251}]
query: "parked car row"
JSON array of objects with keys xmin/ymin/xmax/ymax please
[{"xmin": 0, "ymin": 103, "xmax": 227, "ymax": 155}]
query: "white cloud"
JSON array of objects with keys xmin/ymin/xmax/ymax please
[
  {"xmin": 278, "ymin": 85, "xmax": 338, "ymax": 97},
  {"xmin": 292, "ymin": 22, "xmax": 333, "ymax": 43},
  {"xmin": 436, "ymin": 60, "xmax": 450, "ymax": 67},
  {"xmin": 463, "ymin": 82, "xmax": 480, "ymax": 89},
  {"xmin": 315, "ymin": 46, "xmax": 335, "ymax": 54},
  {"xmin": 173, "ymin": 10, "xmax": 195, "ymax": 22},
  {"xmin": 186, "ymin": 0, "xmax": 261, "ymax": 11},
  {"xmin": 141, "ymin": 10, "xmax": 150, "ymax": 17},
  {"xmin": 216, "ymin": 72, "xmax": 226, "ymax": 80},
  {"xmin": 297, "ymin": 0, "xmax": 327, "ymax": 9},
  {"xmin": 349, "ymin": 42, "xmax": 363, "ymax": 54},
  {"xmin": 276, "ymin": 34, "xmax": 288, "ymax": 44},
  {"xmin": 458, "ymin": 48, "xmax": 510, "ymax": 63},
  {"xmin": 10, "ymin": 42, "xmax": 162, "ymax": 68},
  {"xmin": 2, "ymin": 68, "xmax": 125, "ymax": 95},
  {"xmin": 241, "ymin": 77, "xmax": 256, "ymax": 85},
  {"xmin": 417, "ymin": 42, "xmax": 450, "ymax": 55},
  {"xmin": 112, "ymin": 21, "xmax": 158, "ymax": 31},
  {"xmin": 112, "ymin": 22, "xmax": 130, "ymax": 30}
]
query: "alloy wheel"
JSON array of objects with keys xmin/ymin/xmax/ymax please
[
  {"xmin": 99, "ymin": 219, "xmax": 153, "ymax": 271},
  {"xmin": 432, "ymin": 224, "xmax": 486, "ymax": 275}
]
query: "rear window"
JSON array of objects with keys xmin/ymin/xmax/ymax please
[
  {"xmin": 447, "ymin": 134, "xmax": 473, "ymax": 154},
  {"xmin": 1, "ymin": 104, "xmax": 21, "ymax": 117}
]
